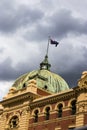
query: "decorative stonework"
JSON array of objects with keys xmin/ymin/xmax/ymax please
[
  {"xmin": 78, "ymin": 71, "xmax": 87, "ymax": 87},
  {"xmin": 78, "ymin": 103, "xmax": 85, "ymax": 113},
  {"xmin": 5, "ymin": 111, "xmax": 20, "ymax": 130},
  {"xmin": 9, "ymin": 115, "xmax": 19, "ymax": 129}
]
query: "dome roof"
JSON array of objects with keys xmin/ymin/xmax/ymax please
[
  {"xmin": 12, "ymin": 69, "xmax": 69, "ymax": 93},
  {"xmin": 12, "ymin": 55, "xmax": 69, "ymax": 93}
]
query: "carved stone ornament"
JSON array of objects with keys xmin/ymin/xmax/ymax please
[
  {"xmin": 78, "ymin": 71, "xmax": 87, "ymax": 87},
  {"xmin": 9, "ymin": 115, "xmax": 19, "ymax": 129},
  {"xmin": 77, "ymin": 103, "xmax": 85, "ymax": 113}
]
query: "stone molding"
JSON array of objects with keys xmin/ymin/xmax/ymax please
[
  {"xmin": 30, "ymin": 90, "xmax": 75, "ymax": 109},
  {"xmin": 1, "ymin": 92, "xmax": 37, "ymax": 106}
]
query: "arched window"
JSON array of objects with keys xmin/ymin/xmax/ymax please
[
  {"xmin": 57, "ymin": 104, "xmax": 63, "ymax": 118},
  {"xmin": 9, "ymin": 116, "xmax": 19, "ymax": 128},
  {"xmin": 34, "ymin": 110, "xmax": 39, "ymax": 123},
  {"xmin": 71, "ymin": 100, "xmax": 76, "ymax": 115},
  {"xmin": 45, "ymin": 107, "xmax": 50, "ymax": 120}
]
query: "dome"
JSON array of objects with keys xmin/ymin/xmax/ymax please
[{"xmin": 12, "ymin": 55, "xmax": 69, "ymax": 94}]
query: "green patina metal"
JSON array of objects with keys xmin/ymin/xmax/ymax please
[{"xmin": 12, "ymin": 56, "xmax": 69, "ymax": 93}]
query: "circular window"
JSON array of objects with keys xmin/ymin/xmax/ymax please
[
  {"xmin": 9, "ymin": 116, "xmax": 19, "ymax": 129},
  {"xmin": 44, "ymin": 85, "xmax": 48, "ymax": 90}
]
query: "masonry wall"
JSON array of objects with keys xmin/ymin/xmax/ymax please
[
  {"xmin": 84, "ymin": 113, "xmax": 87, "ymax": 125},
  {"xmin": 29, "ymin": 97, "xmax": 76, "ymax": 130},
  {"xmin": 29, "ymin": 114, "xmax": 76, "ymax": 130},
  {"xmin": 0, "ymin": 112, "xmax": 6, "ymax": 130}
]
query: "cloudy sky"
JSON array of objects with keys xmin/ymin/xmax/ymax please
[{"xmin": 0, "ymin": 0, "xmax": 87, "ymax": 100}]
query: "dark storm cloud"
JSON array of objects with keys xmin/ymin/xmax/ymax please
[
  {"xmin": 0, "ymin": 57, "xmax": 34, "ymax": 81},
  {"xmin": 0, "ymin": 58, "xmax": 17, "ymax": 81},
  {"xmin": 50, "ymin": 10, "xmax": 87, "ymax": 37},
  {"xmin": 0, "ymin": 0, "xmax": 87, "ymax": 89},
  {"xmin": 25, "ymin": 9, "xmax": 87, "ymax": 41},
  {"xmin": 57, "ymin": 46, "xmax": 87, "ymax": 87},
  {"xmin": 61, "ymin": 61, "xmax": 87, "ymax": 88},
  {"xmin": 0, "ymin": 1, "xmax": 44, "ymax": 33}
]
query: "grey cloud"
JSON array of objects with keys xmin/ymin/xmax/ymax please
[
  {"xmin": 25, "ymin": 9, "xmax": 87, "ymax": 41},
  {"xmin": 56, "ymin": 46, "xmax": 87, "ymax": 87},
  {"xmin": 0, "ymin": 56, "xmax": 40, "ymax": 81},
  {"xmin": 0, "ymin": 1, "xmax": 44, "ymax": 33},
  {"xmin": 0, "ymin": 58, "xmax": 17, "ymax": 81},
  {"xmin": 61, "ymin": 61, "xmax": 87, "ymax": 87},
  {"xmin": 0, "ymin": 45, "xmax": 87, "ymax": 88},
  {"xmin": 52, "ymin": 10, "xmax": 87, "ymax": 37}
]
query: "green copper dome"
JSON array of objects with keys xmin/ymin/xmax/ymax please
[{"xmin": 12, "ymin": 55, "xmax": 69, "ymax": 93}]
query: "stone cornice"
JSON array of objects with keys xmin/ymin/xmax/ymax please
[
  {"xmin": 0, "ymin": 92, "xmax": 39, "ymax": 106},
  {"xmin": 73, "ymin": 86, "xmax": 87, "ymax": 94},
  {"xmin": 3, "ymin": 103, "xmax": 30, "ymax": 112},
  {"xmin": 30, "ymin": 89, "xmax": 75, "ymax": 109}
]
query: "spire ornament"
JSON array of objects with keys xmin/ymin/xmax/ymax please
[{"xmin": 40, "ymin": 55, "xmax": 51, "ymax": 70}]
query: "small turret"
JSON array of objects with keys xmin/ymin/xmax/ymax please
[{"xmin": 40, "ymin": 55, "xmax": 51, "ymax": 70}]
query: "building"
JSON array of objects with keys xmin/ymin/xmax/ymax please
[{"xmin": 0, "ymin": 55, "xmax": 87, "ymax": 130}]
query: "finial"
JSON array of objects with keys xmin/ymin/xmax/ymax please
[{"xmin": 40, "ymin": 55, "xmax": 51, "ymax": 70}]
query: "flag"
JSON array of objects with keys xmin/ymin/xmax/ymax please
[{"xmin": 50, "ymin": 39, "xmax": 59, "ymax": 47}]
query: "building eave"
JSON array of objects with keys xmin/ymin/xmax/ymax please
[{"xmin": 30, "ymin": 89, "xmax": 75, "ymax": 109}]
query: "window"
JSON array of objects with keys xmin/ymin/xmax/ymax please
[
  {"xmin": 34, "ymin": 110, "xmax": 39, "ymax": 123},
  {"xmin": 71, "ymin": 100, "xmax": 76, "ymax": 115},
  {"xmin": 45, "ymin": 107, "xmax": 50, "ymax": 120},
  {"xmin": 44, "ymin": 85, "xmax": 48, "ymax": 90},
  {"xmin": 23, "ymin": 83, "xmax": 26, "ymax": 88},
  {"xmin": 57, "ymin": 104, "xmax": 63, "ymax": 118},
  {"xmin": 9, "ymin": 116, "xmax": 19, "ymax": 128}
]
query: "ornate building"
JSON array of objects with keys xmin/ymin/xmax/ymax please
[{"xmin": 0, "ymin": 55, "xmax": 87, "ymax": 130}]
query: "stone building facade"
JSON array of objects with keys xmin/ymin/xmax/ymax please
[{"xmin": 0, "ymin": 55, "xmax": 87, "ymax": 130}]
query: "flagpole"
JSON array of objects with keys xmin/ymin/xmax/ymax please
[{"xmin": 46, "ymin": 36, "xmax": 50, "ymax": 56}]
